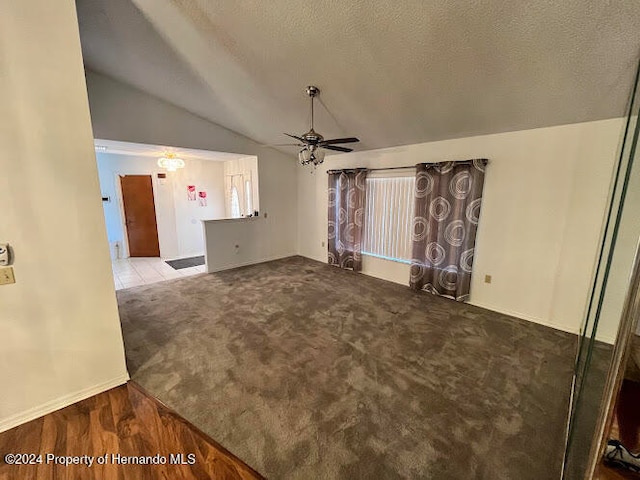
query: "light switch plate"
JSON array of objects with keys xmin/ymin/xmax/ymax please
[{"xmin": 0, "ymin": 267, "xmax": 15, "ymax": 285}]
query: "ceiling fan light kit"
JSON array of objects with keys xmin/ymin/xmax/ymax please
[
  {"xmin": 284, "ymin": 86, "xmax": 360, "ymax": 167},
  {"xmin": 299, "ymin": 145, "xmax": 325, "ymax": 166}
]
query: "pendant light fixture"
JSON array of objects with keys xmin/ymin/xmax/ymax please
[{"xmin": 157, "ymin": 152, "xmax": 185, "ymax": 171}]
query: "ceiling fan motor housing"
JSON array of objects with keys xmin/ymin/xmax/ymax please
[{"xmin": 302, "ymin": 129, "xmax": 323, "ymax": 145}]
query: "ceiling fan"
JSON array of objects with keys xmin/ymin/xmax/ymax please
[{"xmin": 281, "ymin": 86, "xmax": 360, "ymax": 166}]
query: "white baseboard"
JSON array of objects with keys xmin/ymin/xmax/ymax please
[
  {"xmin": 594, "ymin": 332, "xmax": 617, "ymax": 345},
  {"xmin": 206, "ymin": 252, "xmax": 298, "ymax": 273},
  {"xmin": 468, "ymin": 301, "xmax": 580, "ymax": 335},
  {"xmin": 0, "ymin": 373, "xmax": 130, "ymax": 433},
  {"xmin": 469, "ymin": 301, "xmax": 616, "ymax": 345}
]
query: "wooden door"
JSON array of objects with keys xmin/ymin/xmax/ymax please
[{"xmin": 120, "ymin": 175, "xmax": 160, "ymax": 257}]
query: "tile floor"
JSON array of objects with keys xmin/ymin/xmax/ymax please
[{"xmin": 111, "ymin": 257, "xmax": 205, "ymax": 290}]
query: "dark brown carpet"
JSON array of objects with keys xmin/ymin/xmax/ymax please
[{"xmin": 117, "ymin": 256, "xmax": 576, "ymax": 479}]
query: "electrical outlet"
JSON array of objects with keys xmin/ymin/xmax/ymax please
[
  {"xmin": 484, "ymin": 274, "xmax": 492, "ymax": 284},
  {"xmin": 321, "ymin": 241, "xmax": 325, "ymax": 247},
  {"xmin": 0, "ymin": 267, "xmax": 15, "ymax": 285}
]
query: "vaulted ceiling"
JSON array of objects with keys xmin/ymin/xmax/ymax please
[{"xmin": 77, "ymin": 0, "xmax": 640, "ymax": 153}]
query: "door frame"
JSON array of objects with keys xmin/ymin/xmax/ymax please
[{"xmin": 114, "ymin": 172, "xmax": 163, "ymax": 258}]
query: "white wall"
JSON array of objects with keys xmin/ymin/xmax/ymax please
[
  {"xmin": 86, "ymin": 70, "xmax": 298, "ymax": 268},
  {"xmin": 599, "ymin": 175, "xmax": 640, "ymax": 341},
  {"xmin": 0, "ymin": 1, "xmax": 128, "ymax": 432},
  {"xmin": 595, "ymin": 130, "xmax": 640, "ymax": 340},
  {"xmin": 97, "ymin": 152, "xmax": 226, "ymax": 259},
  {"xmin": 298, "ymin": 119, "xmax": 625, "ymax": 341},
  {"xmin": 172, "ymin": 157, "xmax": 226, "ymax": 257},
  {"xmin": 203, "ymin": 217, "xmax": 294, "ymax": 272}
]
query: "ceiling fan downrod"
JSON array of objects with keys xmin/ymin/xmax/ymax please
[{"xmin": 306, "ymin": 85, "xmax": 320, "ymax": 133}]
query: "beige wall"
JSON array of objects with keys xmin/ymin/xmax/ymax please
[
  {"xmin": 297, "ymin": 119, "xmax": 625, "ymax": 342},
  {"xmin": 0, "ymin": 1, "xmax": 128, "ymax": 431}
]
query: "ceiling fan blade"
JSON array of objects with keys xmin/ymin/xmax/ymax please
[
  {"xmin": 284, "ymin": 133, "xmax": 306, "ymax": 142},
  {"xmin": 319, "ymin": 137, "xmax": 360, "ymax": 145},
  {"xmin": 321, "ymin": 145, "xmax": 353, "ymax": 153}
]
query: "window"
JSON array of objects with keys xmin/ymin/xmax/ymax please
[
  {"xmin": 363, "ymin": 175, "xmax": 415, "ymax": 263},
  {"xmin": 245, "ymin": 180, "xmax": 252, "ymax": 215},
  {"xmin": 230, "ymin": 186, "xmax": 241, "ymax": 218}
]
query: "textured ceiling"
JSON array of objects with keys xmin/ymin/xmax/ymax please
[{"xmin": 77, "ymin": 0, "xmax": 640, "ymax": 153}]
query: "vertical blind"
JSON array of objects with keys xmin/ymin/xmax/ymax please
[{"xmin": 363, "ymin": 175, "xmax": 415, "ymax": 262}]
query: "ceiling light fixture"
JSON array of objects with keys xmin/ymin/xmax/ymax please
[
  {"xmin": 280, "ymin": 85, "xmax": 359, "ymax": 167},
  {"xmin": 157, "ymin": 152, "xmax": 185, "ymax": 171}
]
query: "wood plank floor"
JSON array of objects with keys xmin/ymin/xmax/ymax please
[
  {"xmin": 0, "ymin": 382, "xmax": 263, "ymax": 480},
  {"xmin": 596, "ymin": 463, "xmax": 640, "ymax": 480}
]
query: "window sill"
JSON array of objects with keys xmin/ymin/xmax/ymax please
[{"xmin": 362, "ymin": 252, "xmax": 411, "ymax": 265}]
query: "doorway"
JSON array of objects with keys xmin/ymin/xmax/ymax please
[{"xmin": 120, "ymin": 175, "xmax": 160, "ymax": 257}]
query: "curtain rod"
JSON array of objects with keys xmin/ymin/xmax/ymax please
[
  {"xmin": 326, "ymin": 159, "xmax": 489, "ymax": 174},
  {"xmin": 368, "ymin": 166, "xmax": 415, "ymax": 172},
  {"xmin": 326, "ymin": 165, "xmax": 414, "ymax": 174}
]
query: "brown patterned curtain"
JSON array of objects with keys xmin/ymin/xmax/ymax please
[
  {"xmin": 409, "ymin": 159, "xmax": 488, "ymax": 301},
  {"xmin": 327, "ymin": 169, "xmax": 368, "ymax": 271}
]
